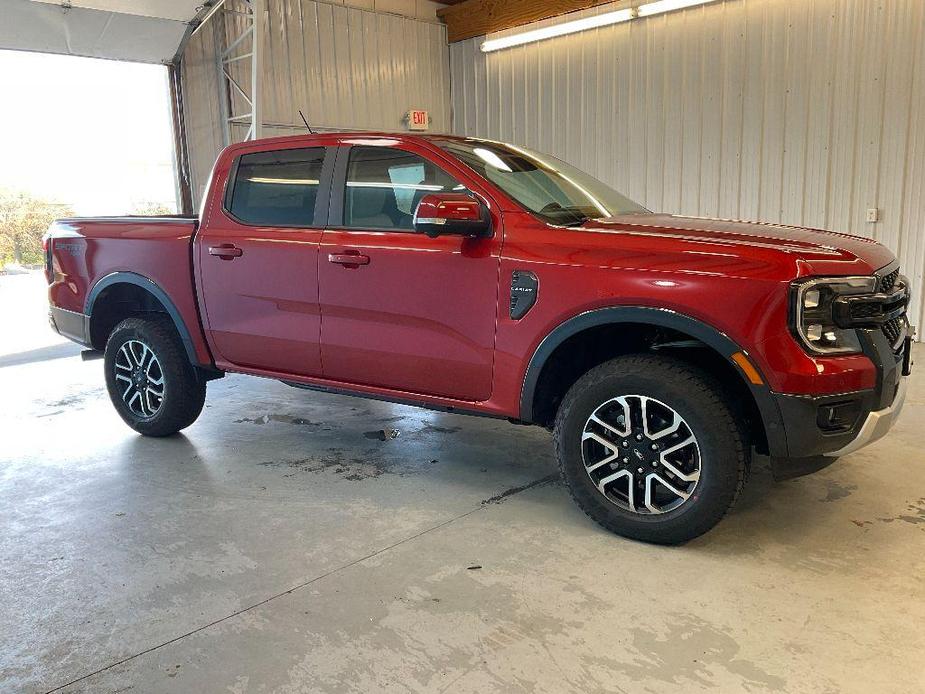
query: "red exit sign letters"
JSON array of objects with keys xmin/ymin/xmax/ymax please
[{"xmin": 407, "ymin": 109, "xmax": 429, "ymax": 131}]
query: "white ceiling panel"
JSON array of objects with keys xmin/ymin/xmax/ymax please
[
  {"xmin": 27, "ymin": 0, "xmax": 202, "ymax": 22},
  {"xmin": 0, "ymin": 0, "xmax": 199, "ymax": 63}
]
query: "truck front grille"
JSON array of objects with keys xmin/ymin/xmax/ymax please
[
  {"xmin": 880, "ymin": 268, "xmax": 900, "ymax": 292},
  {"xmin": 883, "ymin": 316, "xmax": 905, "ymax": 346},
  {"xmin": 850, "ymin": 302, "xmax": 882, "ymax": 320},
  {"xmin": 878, "ymin": 265, "xmax": 907, "ymax": 351}
]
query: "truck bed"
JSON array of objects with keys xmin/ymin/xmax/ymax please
[{"xmin": 45, "ymin": 216, "xmax": 212, "ymax": 364}]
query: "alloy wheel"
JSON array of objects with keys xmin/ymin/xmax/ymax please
[
  {"xmin": 113, "ymin": 339, "xmax": 164, "ymax": 419},
  {"xmin": 581, "ymin": 395, "xmax": 701, "ymax": 514}
]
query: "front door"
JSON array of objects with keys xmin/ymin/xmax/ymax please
[
  {"xmin": 318, "ymin": 143, "xmax": 501, "ymax": 401},
  {"xmin": 197, "ymin": 145, "xmax": 332, "ymax": 376}
]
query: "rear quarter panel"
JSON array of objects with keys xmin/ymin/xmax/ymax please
[{"xmin": 48, "ymin": 218, "xmax": 212, "ymax": 364}]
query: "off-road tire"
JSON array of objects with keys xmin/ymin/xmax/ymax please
[
  {"xmin": 104, "ymin": 316, "xmax": 206, "ymax": 437},
  {"xmin": 554, "ymin": 354, "xmax": 748, "ymax": 544}
]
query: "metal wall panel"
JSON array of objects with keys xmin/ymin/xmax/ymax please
[
  {"xmin": 179, "ymin": 19, "xmax": 225, "ymax": 208},
  {"xmin": 180, "ymin": 0, "xmax": 450, "ymax": 206},
  {"xmin": 450, "ymin": 0, "xmax": 925, "ymax": 335}
]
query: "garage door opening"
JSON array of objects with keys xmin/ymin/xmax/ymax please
[{"xmin": 0, "ymin": 48, "xmax": 178, "ymax": 364}]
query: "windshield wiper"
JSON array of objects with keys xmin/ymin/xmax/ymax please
[
  {"xmin": 539, "ymin": 202, "xmax": 592, "ymax": 226},
  {"xmin": 558, "ymin": 206, "xmax": 593, "ymax": 226}
]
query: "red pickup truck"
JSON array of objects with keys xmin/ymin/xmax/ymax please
[{"xmin": 45, "ymin": 132, "xmax": 913, "ymax": 543}]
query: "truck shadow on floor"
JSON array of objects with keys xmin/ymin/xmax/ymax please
[
  {"xmin": 112, "ymin": 399, "xmax": 857, "ymax": 551},
  {"xmin": 0, "ymin": 342, "xmax": 82, "ymax": 368}
]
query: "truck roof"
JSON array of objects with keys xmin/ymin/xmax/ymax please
[{"xmin": 221, "ymin": 131, "xmax": 481, "ymax": 154}]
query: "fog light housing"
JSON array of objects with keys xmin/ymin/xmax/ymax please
[{"xmin": 817, "ymin": 399, "xmax": 863, "ymax": 433}]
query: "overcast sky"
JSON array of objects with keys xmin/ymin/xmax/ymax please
[{"xmin": 0, "ymin": 50, "xmax": 177, "ymax": 215}]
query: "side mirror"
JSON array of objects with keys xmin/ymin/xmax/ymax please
[{"xmin": 413, "ymin": 193, "xmax": 492, "ymax": 239}]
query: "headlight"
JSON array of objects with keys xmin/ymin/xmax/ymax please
[{"xmin": 792, "ymin": 276, "xmax": 877, "ymax": 354}]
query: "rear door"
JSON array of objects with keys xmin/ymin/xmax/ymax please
[
  {"xmin": 317, "ymin": 142, "xmax": 502, "ymax": 401},
  {"xmin": 196, "ymin": 145, "xmax": 334, "ymax": 376}
]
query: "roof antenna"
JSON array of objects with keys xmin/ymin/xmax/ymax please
[{"xmin": 298, "ymin": 110, "xmax": 314, "ymax": 134}]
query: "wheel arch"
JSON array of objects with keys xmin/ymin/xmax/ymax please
[
  {"xmin": 85, "ymin": 272, "xmax": 200, "ymax": 366},
  {"xmin": 520, "ymin": 307, "xmax": 786, "ymax": 456}
]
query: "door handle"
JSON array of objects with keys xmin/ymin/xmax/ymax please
[
  {"xmin": 328, "ymin": 252, "xmax": 370, "ymax": 267},
  {"xmin": 209, "ymin": 244, "xmax": 243, "ymax": 260}
]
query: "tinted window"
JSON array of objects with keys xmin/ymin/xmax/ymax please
[
  {"xmin": 229, "ymin": 147, "xmax": 325, "ymax": 226},
  {"xmin": 344, "ymin": 147, "xmax": 462, "ymax": 230}
]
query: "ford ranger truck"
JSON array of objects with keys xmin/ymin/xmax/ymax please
[{"xmin": 44, "ymin": 133, "xmax": 914, "ymax": 544}]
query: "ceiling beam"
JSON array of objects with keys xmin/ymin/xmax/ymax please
[{"xmin": 438, "ymin": 0, "xmax": 617, "ymax": 43}]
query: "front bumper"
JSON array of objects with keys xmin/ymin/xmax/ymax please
[
  {"xmin": 768, "ymin": 328, "xmax": 911, "ymax": 480},
  {"xmin": 826, "ymin": 377, "xmax": 907, "ymax": 456}
]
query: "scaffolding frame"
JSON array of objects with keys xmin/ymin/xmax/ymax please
[{"xmin": 193, "ymin": 0, "xmax": 263, "ymax": 145}]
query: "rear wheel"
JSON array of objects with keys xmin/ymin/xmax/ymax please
[
  {"xmin": 104, "ymin": 316, "xmax": 206, "ymax": 437},
  {"xmin": 554, "ymin": 354, "xmax": 747, "ymax": 544}
]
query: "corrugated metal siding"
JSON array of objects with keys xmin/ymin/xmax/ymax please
[
  {"xmin": 180, "ymin": 0, "xmax": 450, "ymax": 206},
  {"xmin": 450, "ymin": 0, "xmax": 925, "ymax": 335},
  {"xmin": 179, "ymin": 20, "xmax": 225, "ymax": 209}
]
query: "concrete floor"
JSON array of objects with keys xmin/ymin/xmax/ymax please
[{"xmin": 1, "ymin": 271, "xmax": 924, "ymax": 694}]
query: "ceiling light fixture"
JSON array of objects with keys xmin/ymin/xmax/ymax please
[
  {"xmin": 636, "ymin": 0, "xmax": 714, "ymax": 17},
  {"xmin": 480, "ymin": 0, "xmax": 717, "ymax": 53}
]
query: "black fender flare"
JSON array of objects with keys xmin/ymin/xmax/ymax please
[
  {"xmin": 519, "ymin": 306, "xmax": 787, "ymax": 455},
  {"xmin": 85, "ymin": 271, "xmax": 204, "ymax": 367}
]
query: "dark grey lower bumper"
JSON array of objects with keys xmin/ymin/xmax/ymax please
[
  {"xmin": 767, "ymin": 328, "xmax": 911, "ymax": 480},
  {"xmin": 49, "ymin": 305, "xmax": 92, "ymax": 348},
  {"xmin": 825, "ymin": 378, "xmax": 908, "ymax": 456},
  {"xmin": 773, "ymin": 388, "xmax": 880, "ymax": 458},
  {"xmin": 768, "ymin": 380, "xmax": 908, "ymax": 480}
]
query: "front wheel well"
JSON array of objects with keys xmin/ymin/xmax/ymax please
[{"xmin": 528, "ymin": 322, "xmax": 768, "ymax": 454}]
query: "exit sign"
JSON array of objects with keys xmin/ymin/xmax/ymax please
[{"xmin": 407, "ymin": 110, "xmax": 429, "ymax": 131}]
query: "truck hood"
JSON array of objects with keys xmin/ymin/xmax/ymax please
[{"xmin": 580, "ymin": 213, "xmax": 895, "ymax": 275}]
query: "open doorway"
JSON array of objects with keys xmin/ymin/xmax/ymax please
[{"xmin": 0, "ymin": 49, "xmax": 178, "ymax": 362}]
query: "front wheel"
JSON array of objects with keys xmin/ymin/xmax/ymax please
[
  {"xmin": 554, "ymin": 354, "xmax": 748, "ymax": 544},
  {"xmin": 104, "ymin": 316, "xmax": 206, "ymax": 437}
]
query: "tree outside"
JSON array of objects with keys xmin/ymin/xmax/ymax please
[
  {"xmin": 0, "ymin": 189, "xmax": 73, "ymax": 269},
  {"xmin": 131, "ymin": 201, "xmax": 176, "ymax": 216}
]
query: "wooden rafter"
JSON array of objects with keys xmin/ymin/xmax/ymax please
[{"xmin": 437, "ymin": 0, "xmax": 617, "ymax": 43}]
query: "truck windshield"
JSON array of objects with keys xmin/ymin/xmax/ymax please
[{"xmin": 436, "ymin": 139, "xmax": 648, "ymax": 226}]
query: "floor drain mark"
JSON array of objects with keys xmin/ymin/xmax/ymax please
[
  {"xmin": 481, "ymin": 473, "xmax": 559, "ymax": 506},
  {"xmin": 363, "ymin": 428, "xmax": 401, "ymax": 441}
]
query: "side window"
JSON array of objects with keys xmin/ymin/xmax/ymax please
[
  {"xmin": 344, "ymin": 146, "xmax": 462, "ymax": 230},
  {"xmin": 228, "ymin": 147, "xmax": 325, "ymax": 226}
]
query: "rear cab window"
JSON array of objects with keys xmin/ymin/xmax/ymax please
[{"xmin": 227, "ymin": 147, "xmax": 326, "ymax": 227}]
